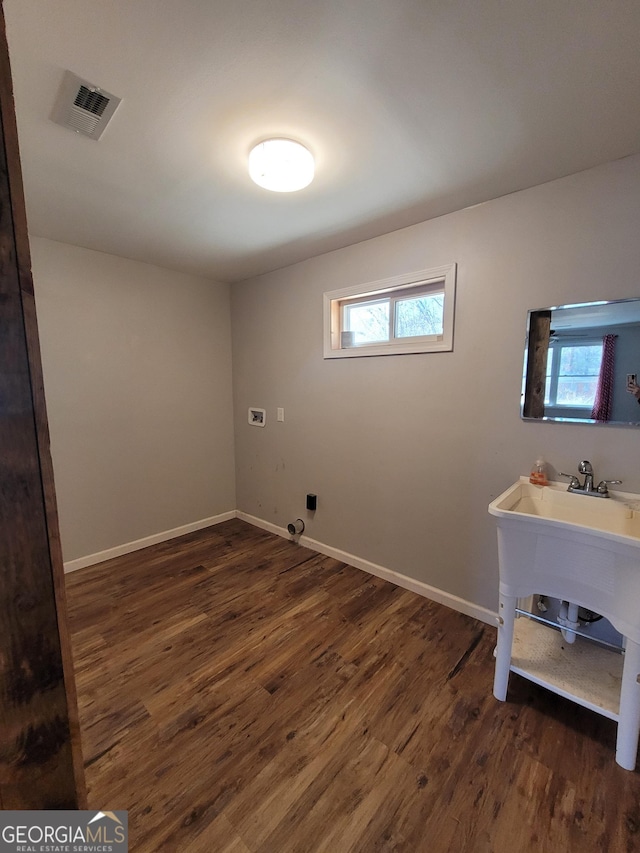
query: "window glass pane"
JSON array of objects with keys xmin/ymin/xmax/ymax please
[
  {"xmin": 543, "ymin": 349, "xmax": 554, "ymax": 405},
  {"xmin": 394, "ymin": 293, "xmax": 444, "ymax": 338},
  {"xmin": 556, "ymin": 344, "xmax": 603, "ymax": 406},
  {"xmin": 343, "ymin": 299, "xmax": 389, "ymax": 344}
]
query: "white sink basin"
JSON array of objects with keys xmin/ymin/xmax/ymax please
[
  {"xmin": 490, "ymin": 477, "xmax": 640, "ymax": 543},
  {"xmin": 489, "ymin": 477, "xmax": 640, "ymax": 770}
]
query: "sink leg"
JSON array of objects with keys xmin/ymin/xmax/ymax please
[
  {"xmin": 493, "ymin": 593, "xmax": 517, "ymax": 702},
  {"xmin": 617, "ymin": 638, "xmax": 640, "ymax": 771}
]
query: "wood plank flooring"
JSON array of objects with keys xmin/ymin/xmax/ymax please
[{"xmin": 65, "ymin": 520, "xmax": 640, "ymax": 852}]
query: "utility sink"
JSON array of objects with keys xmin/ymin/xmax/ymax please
[
  {"xmin": 490, "ymin": 477, "xmax": 640, "ymax": 542},
  {"xmin": 489, "ymin": 477, "xmax": 640, "ymax": 771}
]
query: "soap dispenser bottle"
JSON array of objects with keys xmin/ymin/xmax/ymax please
[{"xmin": 529, "ymin": 458, "xmax": 549, "ymax": 486}]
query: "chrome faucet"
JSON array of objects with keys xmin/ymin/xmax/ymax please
[
  {"xmin": 579, "ymin": 460, "xmax": 595, "ymax": 493},
  {"xmin": 559, "ymin": 460, "xmax": 621, "ymax": 498}
]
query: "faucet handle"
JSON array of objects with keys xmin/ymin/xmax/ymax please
[
  {"xmin": 559, "ymin": 472, "xmax": 580, "ymax": 489},
  {"xmin": 597, "ymin": 479, "xmax": 622, "ymax": 495}
]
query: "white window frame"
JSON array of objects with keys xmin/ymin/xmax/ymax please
[{"xmin": 323, "ymin": 263, "xmax": 456, "ymax": 359}]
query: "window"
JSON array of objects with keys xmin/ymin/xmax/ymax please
[
  {"xmin": 323, "ymin": 263, "xmax": 456, "ymax": 358},
  {"xmin": 543, "ymin": 338, "xmax": 603, "ymax": 419}
]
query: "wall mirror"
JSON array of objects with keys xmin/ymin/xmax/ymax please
[{"xmin": 521, "ymin": 298, "xmax": 640, "ymax": 426}]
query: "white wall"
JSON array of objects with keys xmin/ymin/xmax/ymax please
[
  {"xmin": 31, "ymin": 238, "xmax": 236, "ymax": 563},
  {"xmin": 231, "ymin": 154, "xmax": 640, "ymax": 613}
]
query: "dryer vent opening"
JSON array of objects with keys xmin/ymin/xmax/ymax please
[{"xmin": 287, "ymin": 519, "xmax": 305, "ymax": 536}]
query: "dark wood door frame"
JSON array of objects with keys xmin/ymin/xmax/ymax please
[{"xmin": 0, "ymin": 1, "xmax": 85, "ymax": 808}]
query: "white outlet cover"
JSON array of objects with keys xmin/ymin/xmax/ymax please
[{"xmin": 248, "ymin": 407, "xmax": 266, "ymax": 427}]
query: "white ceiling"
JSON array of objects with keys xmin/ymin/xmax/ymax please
[
  {"xmin": 551, "ymin": 300, "xmax": 640, "ymax": 330},
  {"xmin": 5, "ymin": 0, "xmax": 640, "ymax": 283}
]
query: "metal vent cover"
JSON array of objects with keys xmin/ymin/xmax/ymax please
[{"xmin": 51, "ymin": 71, "xmax": 122, "ymax": 140}]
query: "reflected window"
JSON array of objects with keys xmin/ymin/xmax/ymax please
[{"xmin": 545, "ymin": 339, "xmax": 603, "ymax": 414}]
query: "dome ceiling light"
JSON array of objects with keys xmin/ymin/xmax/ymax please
[{"xmin": 248, "ymin": 138, "xmax": 314, "ymax": 192}]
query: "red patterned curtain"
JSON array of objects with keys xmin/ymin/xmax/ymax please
[{"xmin": 591, "ymin": 334, "xmax": 617, "ymax": 422}]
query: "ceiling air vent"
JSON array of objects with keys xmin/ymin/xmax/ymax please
[{"xmin": 51, "ymin": 71, "xmax": 122, "ymax": 140}]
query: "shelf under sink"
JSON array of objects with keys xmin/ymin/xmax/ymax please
[{"xmin": 510, "ymin": 616, "xmax": 623, "ymax": 721}]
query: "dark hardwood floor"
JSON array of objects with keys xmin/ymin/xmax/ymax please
[{"xmin": 65, "ymin": 519, "xmax": 640, "ymax": 852}]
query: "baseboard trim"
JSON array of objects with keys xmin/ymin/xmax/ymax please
[
  {"xmin": 236, "ymin": 511, "xmax": 497, "ymax": 626},
  {"xmin": 66, "ymin": 510, "xmax": 497, "ymax": 626},
  {"xmin": 63, "ymin": 511, "xmax": 237, "ymax": 573}
]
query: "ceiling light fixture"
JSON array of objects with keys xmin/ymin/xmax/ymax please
[{"xmin": 248, "ymin": 138, "xmax": 314, "ymax": 192}]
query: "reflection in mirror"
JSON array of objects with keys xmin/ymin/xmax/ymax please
[{"xmin": 521, "ymin": 298, "xmax": 640, "ymax": 425}]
